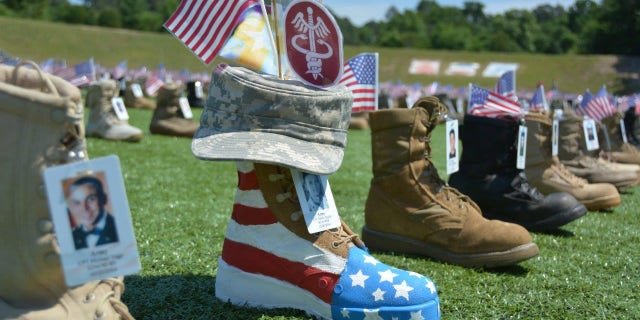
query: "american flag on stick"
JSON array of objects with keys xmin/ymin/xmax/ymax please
[
  {"xmin": 495, "ymin": 70, "xmax": 517, "ymax": 101},
  {"xmin": 163, "ymin": 0, "xmax": 260, "ymax": 64},
  {"xmin": 577, "ymin": 86, "xmax": 616, "ymax": 120},
  {"xmin": 529, "ymin": 84, "xmax": 549, "ymax": 112},
  {"xmin": 468, "ymin": 84, "xmax": 522, "ymax": 118},
  {"xmin": 339, "ymin": 53, "xmax": 378, "ymax": 112}
]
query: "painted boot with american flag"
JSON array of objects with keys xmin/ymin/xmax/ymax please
[{"xmin": 215, "ymin": 161, "xmax": 441, "ymax": 320}]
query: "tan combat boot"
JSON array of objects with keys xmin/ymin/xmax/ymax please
[
  {"xmin": 524, "ymin": 111, "xmax": 620, "ymax": 211},
  {"xmin": 86, "ymin": 79, "xmax": 144, "ymax": 142},
  {"xmin": 348, "ymin": 112, "xmax": 369, "ymax": 130},
  {"xmin": 558, "ymin": 110, "xmax": 639, "ymax": 191},
  {"xmin": 599, "ymin": 111, "xmax": 640, "ymax": 164},
  {"xmin": 0, "ymin": 62, "xmax": 133, "ymax": 319},
  {"xmin": 362, "ymin": 97, "xmax": 539, "ymax": 268},
  {"xmin": 149, "ymin": 83, "xmax": 198, "ymax": 137},
  {"xmin": 123, "ymin": 81, "xmax": 155, "ymax": 110}
]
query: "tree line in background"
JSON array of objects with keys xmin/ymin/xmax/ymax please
[{"xmin": 1, "ymin": 0, "xmax": 638, "ymax": 55}]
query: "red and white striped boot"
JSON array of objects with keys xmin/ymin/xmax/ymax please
[{"xmin": 215, "ymin": 162, "xmax": 441, "ymax": 320}]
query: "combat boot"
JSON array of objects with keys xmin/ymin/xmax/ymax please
[
  {"xmin": 194, "ymin": 64, "xmax": 441, "ymax": 319},
  {"xmin": 524, "ymin": 111, "xmax": 620, "ymax": 211},
  {"xmin": 623, "ymin": 108, "xmax": 640, "ymax": 146},
  {"xmin": 86, "ymin": 79, "xmax": 144, "ymax": 142},
  {"xmin": 362, "ymin": 97, "xmax": 538, "ymax": 268},
  {"xmin": 449, "ymin": 114, "xmax": 587, "ymax": 231},
  {"xmin": 123, "ymin": 82, "xmax": 156, "ymax": 110},
  {"xmin": 348, "ymin": 112, "xmax": 369, "ymax": 130},
  {"xmin": 213, "ymin": 162, "xmax": 441, "ymax": 320},
  {"xmin": 558, "ymin": 110, "xmax": 639, "ymax": 191},
  {"xmin": 186, "ymin": 80, "xmax": 205, "ymax": 108},
  {"xmin": 599, "ymin": 111, "xmax": 640, "ymax": 164},
  {"xmin": 0, "ymin": 62, "xmax": 133, "ymax": 319},
  {"xmin": 149, "ymin": 83, "xmax": 198, "ymax": 137}
]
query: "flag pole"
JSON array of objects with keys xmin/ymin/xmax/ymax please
[
  {"xmin": 272, "ymin": 0, "xmax": 284, "ymax": 79},
  {"xmin": 259, "ymin": 0, "xmax": 277, "ymax": 72}
]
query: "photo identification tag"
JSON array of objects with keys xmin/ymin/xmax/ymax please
[
  {"xmin": 131, "ymin": 83, "xmax": 144, "ymax": 98},
  {"xmin": 583, "ymin": 118, "xmax": 600, "ymax": 151},
  {"xmin": 516, "ymin": 125, "xmax": 528, "ymax": 169},
  {"xmin": 42, "ymin": 155, "xmax": 141, "ymax": 287},
  {"xmin": 552, "ymin": 119, "xmax": 559, "ymax": 156},
  {"xmin": 111, "ymin": 97, "xmax": 129, "ymax": 121},
  {"xmin": 445, "ymin": 119, "xmax": 459, "ymax": 174},
  {"xmin": 178, "ymin": 97, "xmax": 193, "ymax": 119},
  {"xmin": 620, "ymin": 118, "xmax": 628, "ymax": 144},
  {"xmin": 290, "ymin": 169, "xmax": 341, "ymax": 234},
  {"xmin": 195, "ymin": 81, "xmax": 204, "ymax": 99}
]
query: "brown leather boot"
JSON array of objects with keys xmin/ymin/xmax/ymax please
[
  {"xmin": 599, "ymin": 111, "xmax": 640, "ymax": 164},
  {"xmin": 362, "ymin": 97, "xmax": 538, "ymax": 268},
  {"xmin": 0, "ymin": 62, "xmax": 133, "ymax": 319},
  {"xmin": 558, "ymin": 110, "xmax": 639, "ymax": 191},
  {"xmin": 124, "ymin": 81, "xmax": 155, "ymax": 110},
  {"xmin": 524, "ymin": 111, "xmax": 620, "ymax": 211},
  {"xmin": 149, "ymin": 83, "xmax": 199, "ymax": 137},
  {"xmin": 348, "ymin": 112, "xmax": 369, "ymax": 130}
]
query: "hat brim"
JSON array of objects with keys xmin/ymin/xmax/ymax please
[{"xmin": 192, "ymin": 127, "xmax": 344, "ymax": 175}]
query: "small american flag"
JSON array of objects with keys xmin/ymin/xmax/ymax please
[
  {"xmin": 468, "ymin": 84, "xmax": 521, "ymax": 117},
  {"xmin": 529, "ymin": 84, "xmax": 549, "ymax": 111},
  {"xmin": 111, "ymin": 61, "xmax": 127, "ymax": 80},
  {"xmin": 495, "ymin": 70, "xmax": 517, "ymax": 101},
  {"xmin": 163, "ymin": 0, "xmax": 259, "ymax": 64},
  {"xmin": 339, "ymin": 53, "xmax": 378, "ymax": 112},
  {"xmin": 66, "ymin": 58, "xmax": 95, "ymax": 88},
  {"xmin": 578, "ymin": 86, "xmax": 616, "ymax": 120}
]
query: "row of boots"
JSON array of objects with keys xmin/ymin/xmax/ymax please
[
  {"xmin": 84, "ymin": 80, "xmax": 199, "ymax": 142},
  {"xmin": 4, "ymin": 60, "xmax": 636, "ymax": 319}
]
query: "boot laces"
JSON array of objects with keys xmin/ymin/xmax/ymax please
[
  {"xmin": 420, "ymin": 114, "xmax": 471, "ymax": 211},
  {"xmin": 84, "ymin": 278, "xmax": 134, "ymax": 320},
  {"xmin": 509, "ymin": 171, "xmax": 544, "ymax": 200},
  {"xmin": 268, "ymin": 170, "xmax": 358, "ymax": 248},
  {"xmin": 555, "ymin": 161, "xmax": 587, "ymax": 185}
]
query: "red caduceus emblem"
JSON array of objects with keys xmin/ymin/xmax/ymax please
[{"xmin": 284, "ymin": 0, "xmax": 343, "ymax": 88}]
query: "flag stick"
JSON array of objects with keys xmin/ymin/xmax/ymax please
[
  {"xmin": 259, "ymin": 0, "xmax": 277, "ymax": 71},
  {"xmin": 272, "ymin": 0, "xmax": 284, "ymax": 79}
]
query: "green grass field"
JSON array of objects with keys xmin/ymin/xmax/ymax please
[
  {"xmin": 3, "ymin": 16, "xmax": 640, "ymax": 319},
  {"xmin": 83, "ymin": 108, "xmax": 640, "ymax": 319},
  {"xmin": 1, "ymin": 16, "xmax": 639, "ymax": 94}
]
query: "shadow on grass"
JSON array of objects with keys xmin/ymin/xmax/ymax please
[{"xmin": 122, "ymin": 274, "xmax": 311, "ymax": 320}]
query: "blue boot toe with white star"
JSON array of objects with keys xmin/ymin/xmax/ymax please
[{"xmin": 331, "ymin": 247, "xmax": 440, "ymax": 320}]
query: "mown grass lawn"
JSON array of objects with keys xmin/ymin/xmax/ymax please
[{"xmin": 85, "ymin": 107, "xmax": 640, "ymax": 319}]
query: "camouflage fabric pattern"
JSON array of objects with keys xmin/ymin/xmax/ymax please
[{"xmin": 192, "ymin": 64, "xmax": 353, "ymax": 175}]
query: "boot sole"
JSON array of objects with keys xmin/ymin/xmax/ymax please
[
  {"xmin": 581, "ymin": 194, "xmax": 622, "ymax": 211},
  {"xmin": 361, "ymin": 227, "xmax": 539, "ymax": 268},
  {"xmin": 215, "ymin": 259, "xmax": 441, "ymax": 320},
  {"xmin": 216, "ymin": 259, "xmax": 332, "ymax": 319}
]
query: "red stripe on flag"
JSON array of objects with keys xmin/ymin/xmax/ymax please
[
  {"xmin": 222, "ymin": 239, "xmax": 338, "ymax": 303},
  {"xmin": 237, "ymin": 170, "xmax": 259, "ymax": 191},
  {"xmin": 231, "ymin": 204, "xmax": 277, "ymax": 225}
]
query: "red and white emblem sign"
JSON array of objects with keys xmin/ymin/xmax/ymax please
[{"xmin": 284, "ymin": 0, "xmax": 343, "ymax": 88}]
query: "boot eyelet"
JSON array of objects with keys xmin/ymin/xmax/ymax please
[
  {"xmin": 94, "ymin": 310, "xmax": 106, "ymax": 320},
  {"xmin": 83, "ymin": 293, "xmax": 95, "ymax": 303},
  {"xmin": 331, "ymin": 241, "xmax": 340, "ymax": 249}
]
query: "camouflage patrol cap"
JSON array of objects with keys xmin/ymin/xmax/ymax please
[{"xmin": 192, "ymin": 64, "xmax": 353, "ymax": 175}]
